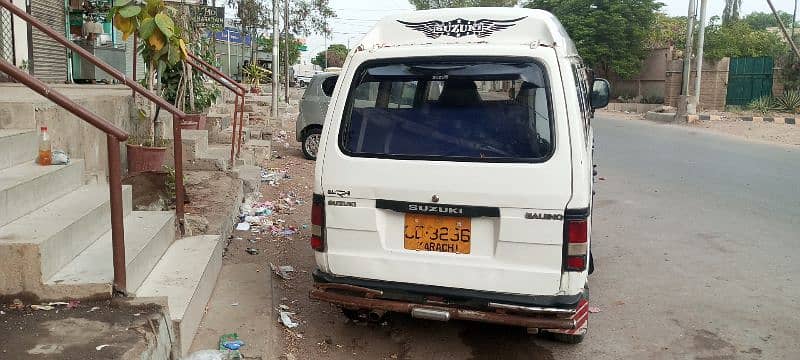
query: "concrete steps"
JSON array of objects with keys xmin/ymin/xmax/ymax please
[
  {"xmin": 0, "ymin": 160, "xmax": 84, "ymax": 228},
  {"xmin": 46, "ymin": 211, "xmax": 176, "ymax": 297},
  {"xmin": 1, "ymin": 95, "xmax": 225, "ymax": 356},
  {"xmin": 137, "ymin": 235, "xmax": 223, "ymax": 356},
  {"xmin": 0, "ymin": 129, "xmax": 37, "ymax": 170},
  {"xmin": 0, "ymin": 184, "xmax": 133, "ymax": 281},
  {"xmin": 169, "ymin": 130, "xmax": 229, "ymax": 171}
]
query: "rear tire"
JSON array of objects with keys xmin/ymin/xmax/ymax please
[
  {"xmin": 302, "ymin": 128, "xmax": 322, "ymax": 160},
  {"xmin": 341, "ymin": 308, "xmax": 365, "ymax": 322},
  {"xmin": 588, "ymin": 252, "xmax": 595, "ymax": 275}
]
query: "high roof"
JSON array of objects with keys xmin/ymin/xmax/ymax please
[{"xmin": 358, "ymin": 7, "xmax": 578, "ymax": 57}]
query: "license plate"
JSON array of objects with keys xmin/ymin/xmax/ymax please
[{"xmin": 403, "ymin": 213, "xmax": 471, "ymax": 254}]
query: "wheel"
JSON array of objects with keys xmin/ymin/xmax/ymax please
[
  {"xmin": 341, "ymin": 308, "xmax": 365, "ymax": 322},
  {"xmin": 547, "ymin": 331, "xmax": 585, "ymax": 344},
  {"xmin": 302, "ymin": 128, "xmax": 322, "ymax": 160},
  {"xmin": 588, "ymin": 252, "xmax": 595, "ymax": 275}
]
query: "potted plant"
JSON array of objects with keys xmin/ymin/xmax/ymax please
[
  {"xmin": 162, "ymin": 59, "xmax": 220, "ymax": 130},
  {"xmin": 111, "ymin": 0, "xmax": 188, "ymax": 172},
  {"xmin": 244, "ymin": 63, "xmax": 269, "ymax": 94}
]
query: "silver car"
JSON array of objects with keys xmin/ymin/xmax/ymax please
[{"xmin": 296, "ymin": 72, "xmax": 339, "ymax": 160}]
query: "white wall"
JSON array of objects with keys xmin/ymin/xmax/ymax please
[{"xmin": 11, "ymin": 0, "xmax": 28, "ymax": 67}]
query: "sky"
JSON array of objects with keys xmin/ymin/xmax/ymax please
[{"xmin": 297, "ymin": 0, "xmax": 799, "ymax": 62}]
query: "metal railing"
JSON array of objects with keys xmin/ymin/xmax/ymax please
[
  {"xmin": 187, "ymin": 52, "xmax": 247, "ymax": 163},
  {"xmin": 0, "ymin": 0, "xmax": 186, "ymax": 295}
]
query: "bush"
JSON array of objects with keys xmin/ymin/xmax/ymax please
[
  {"xmin": 776, "ymin": 90, "xmax": 800, "ymax": 113},
  {"xmin": 747, "ymin": 96, "xmax": 779, "ymax": 114}
]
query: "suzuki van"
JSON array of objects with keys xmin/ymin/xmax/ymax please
[{"xmin": 308, "ymin": 7, "xmax": 610, "ymax": 343}]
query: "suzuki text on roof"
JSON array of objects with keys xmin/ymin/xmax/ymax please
[{"xmin": 309, "ymin": 7, "xmax": 610, "ymax": 344}]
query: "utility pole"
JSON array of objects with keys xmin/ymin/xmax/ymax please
[
  {"xmin": 693, "ymin": 0, "xmax": 708, "ymax": 109},
  {"xmin": 679, "ymin": 0, "xmax": 697, "ymax": 116},
  {"xmin": 768, "ymin": 0, "xmax": 800, "ymax": 59},
  {"xmin": 271, "ymin": 0, "xmax": 279, "ymax": 119},
  {"xmin": 284, "ymin": 0, "xmax": 290, "ymax": 104},
  {"xmin": 324, "ymin": 35, "xmax": 328, "ymax": 69}
]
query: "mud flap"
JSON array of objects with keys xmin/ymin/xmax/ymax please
[{"xmin": 545, "ymin": 298, "xmax": 588, "ymax": 336}]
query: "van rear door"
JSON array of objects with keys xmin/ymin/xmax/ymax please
[{"xmin": 318, "ymin": 57, "xmax": 572, "ymax": 296}]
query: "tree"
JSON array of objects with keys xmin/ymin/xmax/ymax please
[
  {"xmin": 722, "ymin": 0, "xmax": 742, "ymax": 24},
  {"xmin": 312, "ymin": 44, "xmax": 348, "ymax": 68},
  {"xmin": 646, "ymin": 13, "xmax": 687, "ymax": 49},
  {"xmin": 261, "ymin": 35, "xmax": 303, "ymax": 66},
  {"xmin": 743, "ymin": 11, "xmax": 794, "ymax": 31},
  {"xmin": 409, "ymin": 0, "xmax": 517, "ymax": 9},
  {"xmin": 525, "ymin": 0, "xmax": 662, "ymax": 79},
  {"xmin": 702, "ymin": 20, "xmax": 788, "ymax": 60}
]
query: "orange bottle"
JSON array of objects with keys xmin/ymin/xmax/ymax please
[{"xmin": 37, "ymin": 126, "xmax": 52, "ymax": 165}]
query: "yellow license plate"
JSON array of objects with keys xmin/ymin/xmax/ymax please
[{"xmin": 404, "ymin": 213, "xmax": 471, "ymax": 254}]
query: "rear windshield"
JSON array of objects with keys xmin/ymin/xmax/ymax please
[{"xmin": 338, "ymin": 58, "xmax": 554, "ymax": 162}]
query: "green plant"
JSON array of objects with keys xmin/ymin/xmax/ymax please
[
  {"xmin": 244, "ymin": 63, "xmax": 269, "ymax": 88},
  {"xmin": 776, "ymin": 90, "xmax": 800, "ymax": 113},
  {"xmin": 164, "ymin": 165, "xmax": 176, "ymax": 200},
  {"xmin": 747, "ymin": 96, "xmax": 779, "ymax": 114},
  {"xmin": 110, "ymin": 0, "xmax": 188, "ymax": 146}
]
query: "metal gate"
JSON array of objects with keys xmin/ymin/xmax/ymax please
[
  {"xmin": 0, "ymin": 6, "xmax": 13, "ymax": 64},
  {"xmin": 29, "ymin": 0, "xmax": 66, "ymax": 82},
  {"xmin": 726, "ymin": 57, "xmax": 774, "ymax": 106}
]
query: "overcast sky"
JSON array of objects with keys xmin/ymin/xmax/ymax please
[{"xmin": 297, "ymin": 0, "xmax": 799, "ymax": 62}]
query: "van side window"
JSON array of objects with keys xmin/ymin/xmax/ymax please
[
  {"xmin": 339, "ymin": 60, "xmax": 555, "ymax": 162},
  {"xmin": 572, "ymin": 64, "xmax": 591, "ymax": 136}
]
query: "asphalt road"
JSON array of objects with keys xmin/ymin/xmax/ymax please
[{"xmin": 273, "ymin": 114, "xmax": 800, "ymax": 359}]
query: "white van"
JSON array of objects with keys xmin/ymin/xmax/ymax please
[{"xmin": 309, "ymin": 7, "xmax": 610, "ymax": 343}]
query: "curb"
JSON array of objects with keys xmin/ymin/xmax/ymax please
[{"xmin": 686, "ymin": 114, "xmax": 797, "ymax": 125}]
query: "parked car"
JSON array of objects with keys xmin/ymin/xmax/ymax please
[
  {"xmin": 296, "ymin": 72, "xmax": 339, "ymax": 160},
  {"xmin": 308, "ymin": 7, "xmax": 610, "ymax": 343}
]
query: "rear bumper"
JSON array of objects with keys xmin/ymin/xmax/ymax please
[{"xmin": 311, "ymin": 270, "xmax": 586, "ymax": 330}]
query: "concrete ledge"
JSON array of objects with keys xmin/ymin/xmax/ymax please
[
  {"xmin": 606, "ymin": 102, "xmax": 664, "ymax": 113},
  {"xmin": 645, "ymin": 111, "xmax": 677, "ymax": 123},
  {"xmin": 690, "ymin": 115, "xmax": 797, "ymax": 125}
]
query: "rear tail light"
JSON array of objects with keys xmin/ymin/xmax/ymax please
[
  {"xmin": 310, "ymin": 194, "xmax": 325, "ymax": 251},
  {"xmin": 564, "ymin": 214, "xmax": 589, "ymax": 272}
]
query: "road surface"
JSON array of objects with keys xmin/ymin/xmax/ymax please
[{"xmin": 266, "ymin": 114, "xmax": 800, "ymax": 359}]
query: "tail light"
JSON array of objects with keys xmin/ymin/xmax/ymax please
[
  {"xmin": 564, "ymin": 211, "xmax": 589, "ymax": 272},
  {"xmin": 310, "ymin": 194, "xmax": 325, "ymax": 251}
]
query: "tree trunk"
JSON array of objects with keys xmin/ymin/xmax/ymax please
[{"xmin": 148, "ymin": 62, "xmax": 158, "ymax": 146}]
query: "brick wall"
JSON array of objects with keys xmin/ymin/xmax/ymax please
[
  {"xmin": 773, "ymin": 67, "xmax": 785, "ymax": 97},
  {"xmin": 665, "ymin": 57, "xmax": 730, "ymax": 110}
]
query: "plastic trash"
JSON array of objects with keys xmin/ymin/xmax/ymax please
[
  {"xmin": 245, "ymin": 248, "xmax": 259, "ymax": 255},
  {"xmin": 51, "ymin": 150, "xmax": 69, "ymax": 165},
  {"xmin": 270, "ymin": 263, "xmax": 294, "ymax": 280},
  {"xmin": 218, "ymin": 333, "xmax": 243, "ymax": 360},
  {"xmin": 222, "ymin": 340, "xmax": 244, "ymax": 351},
  {"xmin": 95, "ymin": 344, "xmax": 110, "ymax": 351},
  {"xmin": 185, "ymin": 350, "xmax": 226, "ymax": 360},
  {"xmin": 236, "ymin": 222, "xmax": 250, "ymax": 231},
  {"xmin": 31, "ymin": 305, "xmax": 54, "ymax": 311},
  {"xmin": 37, "ymin": 126, "xmax": 51, "ymax": 165},
  {"xmin": 278, "ymin": 311, "xmax": 299, "ymax": 328}
]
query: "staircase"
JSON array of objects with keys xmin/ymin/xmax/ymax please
[{"xmin": 0, "ymin": 128, "xmax": 222, "ymax": 356}]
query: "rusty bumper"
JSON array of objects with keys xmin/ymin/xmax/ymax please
[{"xmin": 310, "ymin": 283, "xmax": 577, "ymax": 330}]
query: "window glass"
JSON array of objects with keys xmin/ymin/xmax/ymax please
[{"xmin": 339, "ymin": 60, "xmax": 555, "ymax": 162}]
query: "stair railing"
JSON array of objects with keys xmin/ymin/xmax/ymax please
[
  {"xmin": 187, "ymin": 52, "xmax": 247, "ymax": 162},
  {"xmin": 185, "ymin": 55, "xmax": 246, "ymax": 166},
  {"xmin": 0, "ymin": 0, "xmax": 187, "ymax": 295}
]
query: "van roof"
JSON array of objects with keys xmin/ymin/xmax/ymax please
[{"xmin": 358, "ymin": 7, "xmax": 578, "ymax": 57}]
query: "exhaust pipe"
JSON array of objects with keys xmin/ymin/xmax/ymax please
[
  {"xmin": 368, "ymin": 310, "xmax": 386, "ymax": 322},
  {"xmin": 411, "ymin": 307, "xmax": 451, "ymax": 322}
]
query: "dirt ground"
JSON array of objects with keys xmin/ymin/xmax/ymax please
[
  {"xmin": 687, "ymin": 118, "xmax": 800, "ymax": 147},
  {"xmin": 0, "ymin": 299, "xmax": 163, "ymax": 359}
]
